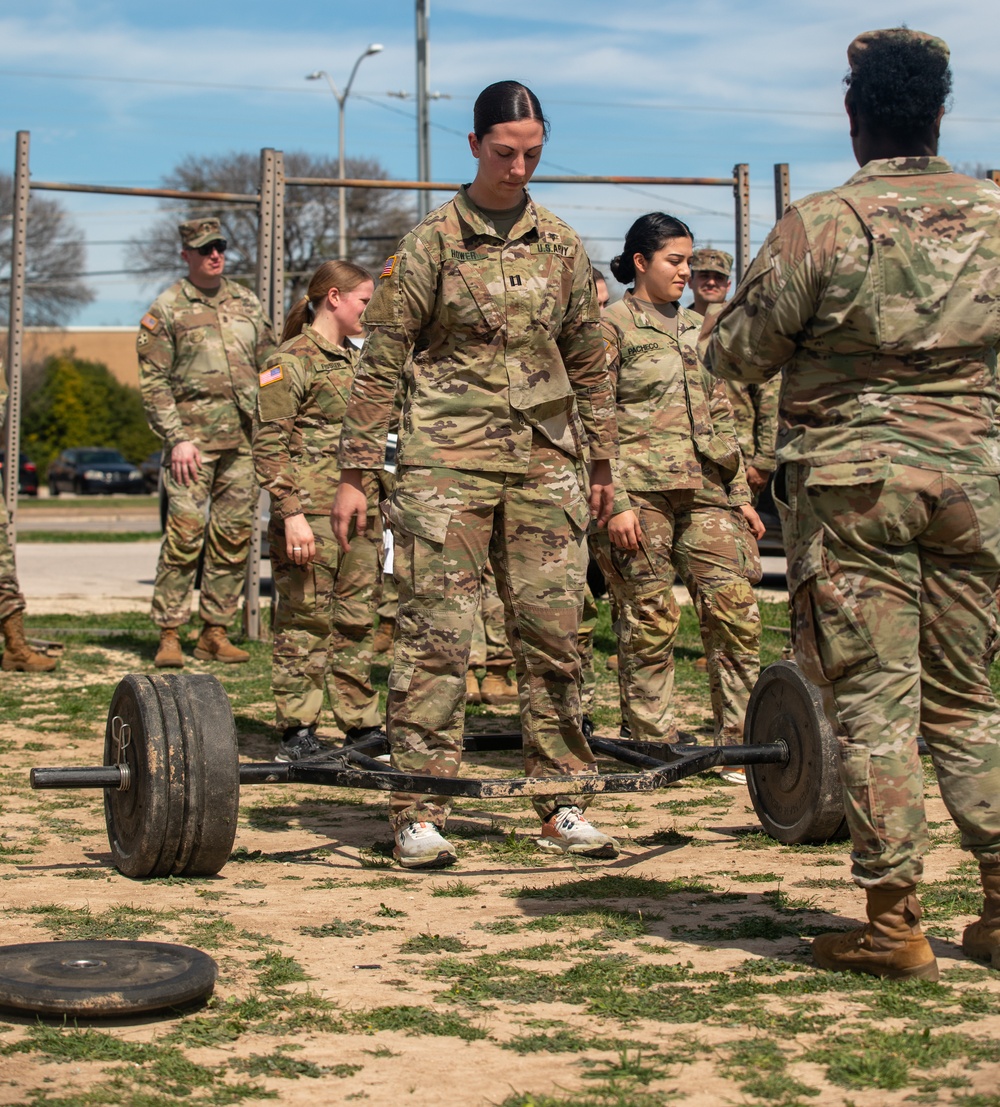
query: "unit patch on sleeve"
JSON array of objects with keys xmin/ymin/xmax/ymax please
[{"xmin": 259, "ymin": 365, "xmax": 284, "ymax": 387}]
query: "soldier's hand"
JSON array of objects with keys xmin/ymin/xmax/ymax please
[
  {"xmin": 588, "ymin": 459, "xmax": 615, "ymax": 529},
  {"xmin": 170, "ymin": 441, "xmax": 202, "ymax": 487},
  {"xmin": 739, "ymin": 503, "xmax": 766, "ymax": 540},
  {"xmin": 608, "ymin": 509, "xmax": 642, "ymax": 552},
  {"xmin": 331, "ymin": 470, "xmax": 369, "ymax": 552},
  {"xmin": 284, "ymin": 513, "xmax": 316, "ymax": 567},
  {"xmin": 746, "ymin": 465, "xmax": 770, "ymax": 495}
]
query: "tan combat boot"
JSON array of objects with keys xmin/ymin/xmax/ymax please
[
  {"xmin": 1, "ymin": 612, "xmax": 57, "ymax": 672},
  {"xmin": 812, "ymin": 885, "xmax": 939, "ymax": 981},
  {"xmin": 962, "ymin": 862, "xmax": 1000, "ymax": 969},
  {"xmin": 194, "ymin": 624, "xmax": 249, "ymax": 664},
  {"xmin": 480, "ymin": 664, "xmax": 518, "ymax": 706},
  {"xmin": 465, "ymin": 669, "xmax": 481, "ymax": 704},
  {"xmin": 153, "ymin": 627, "xmax": 184, "ymax": 669},
  {"xmin": 372, "ymin": 617, "xmax": 396, "ymax": 655}
]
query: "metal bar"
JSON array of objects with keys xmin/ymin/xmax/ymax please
[
  {"xmin": 271, "ymin": 151, "xmax": 286, "ymax": 338},
  {"xmin": 589, "ymin": 736, "xmax": 676, "ymax": 770},
  {"xmin": 31, "ymin": 766, "xmax": 123, "ymax": 789},
  {"xmin": 733, "ymin": 162, "xmax": 751, "ymax": 285},
  {"xmin": 990, "ymin": 170, "xmax": 1000, "ymax": 187},
  {"xmin": 29, "ymin": 181, "xmax": 259, "ymax": 204},
  {"xmin": 283, "ymin": 175, "xmax": 738, "ymax": 189},
  {"xmin": 773, "ymin": 162, "xmax": 790, "ymax": 221},
  {"xmin": 4, "ymin": 131, "xmax": 30, "ymax": 547},
  {"xmin": 415, "ymin": 0, "xmax": 431, "ymax": 219}
]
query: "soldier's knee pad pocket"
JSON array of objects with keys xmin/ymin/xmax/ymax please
[
  {"xmin": 839, "ymin": 746, "xmax": 887, "ymax": 854},
  {"xmin": 387, "ymin": 492, "xmax": 450, "ymax": 599},
  {"xmin": 388, "ymin": 662, "xmax": 414, "ymax": 693},
  {"xmin": 787, "ymin": 529, "xmax": 879, "ymax": 684}
]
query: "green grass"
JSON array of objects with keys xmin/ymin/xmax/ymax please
[{"xmin": 18, "ymin": 530, "xmax": 160, "ymax": 542}]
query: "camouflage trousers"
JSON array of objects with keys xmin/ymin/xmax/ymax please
[
  {"xmin": 593, "ymin": 486, "xmax": 761, "ymax": 744},
  {"xmin": 578, "ymin": 583, "xmax": 599, "ymax": 716},
  {"xmin": 152, "ymin": 447, "xmax": 255, "ymax": 628},
  {"xmin": 0, "ymin": 499, "xmax": 25, "ymax": 623},
  {"xmin": 270, "ymin": 512, "xmax": 382, "ymax": 734},
  {"xmin": 777, "ymin": 461, "xmax": 1000, "ymax": 889},
  {"xmin": 385, "ymin": 435, "xmax": 595, "ymax": 830},
  {"xmin": 469, "ymin": 555, "xmax": 515, "ymax": 670}
]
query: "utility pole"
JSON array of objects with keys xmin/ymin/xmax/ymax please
[{"xmin": 415, "ymin": 0, "xmax": 431, "ymax": 219}]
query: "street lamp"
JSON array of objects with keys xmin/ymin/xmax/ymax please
[{"xmin": 307, "ymin": 42, "xmax": 384, "ymax": 260}]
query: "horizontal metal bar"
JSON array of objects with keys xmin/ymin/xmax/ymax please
[
  {"xmin": 31, "ymin": 766, "xmax": 123, "ymax": 789},
  {"xmin": 283, "ymin": 175, "xmax": 736, "ymax": 191},
  {"xmin": 30, "ymin": 181, "xmax": 260, "ymax": 204}
]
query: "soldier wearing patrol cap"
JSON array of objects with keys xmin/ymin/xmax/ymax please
[
  {"xmin": 709, "ymin": 28, "xmax": 1000, "ymax": 981},
  {"xmin": 688, "ymin": 248, "xmax": 732, "ymax": 318},
  {"xmin": 137, "ymin": 216, "xmax": 276, "ymax": 667}
]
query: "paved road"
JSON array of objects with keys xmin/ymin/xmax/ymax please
[{"xmin": 17, "ymin": 494, "xmax": 160, "ymax": 533}]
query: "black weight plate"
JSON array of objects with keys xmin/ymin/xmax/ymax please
[
  {"xmin": 166, "ymin": 673, "xmax": 240, "ymax": 877},
  {"xmin": 103, "ymin": 675, "xmax": 184, "ymax": 879},
  {"xmin": 0, "ymin": 940, "xmax": 217, "ymax": 1017},
  {"xmin": 745, "ymin": 660, "xmax": 849, "ymax": 845}
]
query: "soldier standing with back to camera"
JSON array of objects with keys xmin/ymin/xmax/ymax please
[
  {"xmin": 137, "ymin": 217, "xmax": 276, "ymax": 668},
  {"xmin": 709, "ymin": 28, "xmax": 1000, "ymax": 980}
]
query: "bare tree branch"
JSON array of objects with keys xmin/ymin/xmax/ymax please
[{"xmin": 0, "ymin": 173, "xmax": 95, "ymax": 325}]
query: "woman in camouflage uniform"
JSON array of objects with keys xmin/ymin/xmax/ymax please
[
  {"xmin": 333, "ymin": 81, "xmax": 620, "ymax": 869},
  {"xmin": 252, "ymin": 262, "xmax": 384, "ymax": 762},
  {"xmin": 595, "ymin": 213, "xmax": 763, "ymax": 764}
]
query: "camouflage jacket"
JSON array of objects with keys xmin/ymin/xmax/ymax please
[
  {"xmin": 337, "ymin": 186, "xmax": 618, "ymax": 474},
  {"xmin": 602, "ymin": 293, "xmax": 748, "ymax": 515},
  {"xmin": 252, "ymin": 326, "xmax": 380, "ymax": 518},
  {"xmin": 722, "ymin": 378, "xmax": 781, "ymax": 473},
  {"xmin": 137, "ymin": 277, "xmax": 276, "ymax": 452},
  {"xmin": 708, "ymin": 157, "xmax": 1000, "ymax": 475}
]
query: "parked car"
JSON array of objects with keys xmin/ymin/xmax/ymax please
[
  {"xmin": 48, "ymin": 448, "xmax": 146, "ymax": 496},
  {"xmin": 0, "ymin": 450, "xmax": 39, "ymax": 496},
  {"xmin": 140, "ymin": 450, "xmax": 162, "ymax": 494}
]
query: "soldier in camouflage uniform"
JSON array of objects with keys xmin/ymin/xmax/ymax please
[
  {"xmin": 0, "ymin": 364, "xmax": 56, "ymax": 672},
  {"xmin": 252, "ymin": 261, "xmax": 383, "ymax": 762},
  {"xmin": 138, "ymin": 217, "xmax": 275, "ymax": 667},
  {"xmin": 333, "ymin": 81, "xmax": 620, "ymax": 870},
  {"xmin": 708, "ymin": 28, "xmax": 1000, "ymax": 981},
  {"xmin": 594, "ymin": 214, "xmax": 762, "ymax": 757},
  {"xmin": 467, "ymin": 559, "xmax": 518, "ymax": 705},
  {"xmin": 691, "ymin": 249, "xmax": 780, "ymax": 498}
]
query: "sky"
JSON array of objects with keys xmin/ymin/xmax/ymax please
[{"xmin": 2, "ymin": 0, "xmax": 997, "ymax": 325}]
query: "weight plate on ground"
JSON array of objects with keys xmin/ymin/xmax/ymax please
[
  {"xmin": 744, "ymin": 660, "xmax": 849, "ymax": 844},
  {"xmin": 104, "ymin": 673, "xmax": 239, "ymax": 879},
  {"xmin": 0, "ymin": 940, "xmax": 217, "ymax": 1017}
]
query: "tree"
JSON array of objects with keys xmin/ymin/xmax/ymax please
[
  {"xmin": 0, "ymin": 173, "xmax": 95, "ymax": 325},
  {"xmin": 22, "ymin": 356, "xmax": 159, "ymax": 478},
  {"xmin": 127, "ymin": 151, "xmax": 416, "ymax": 305}
]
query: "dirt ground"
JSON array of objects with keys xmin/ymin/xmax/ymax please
[{"xmin": 1, "ymin": 629, "xmax": 1000, "ymax": 1106}]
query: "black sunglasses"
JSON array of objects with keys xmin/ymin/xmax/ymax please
[{"xmin": 196, "ymin": 240, "xmax": 227, "ymax": 256}]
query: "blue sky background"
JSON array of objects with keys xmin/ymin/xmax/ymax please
[{"xmin": 2, "ymin": 0, "xmax": 996, "ymax": 324}]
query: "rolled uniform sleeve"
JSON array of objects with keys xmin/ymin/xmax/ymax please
[
  {"xmin": 751, "ymin": 376, "xmax": 782, "ymax": 472},
  {"xmin": 338, "ymin": 242, "xmax": 436, "ymax": 470},
  {"xmin": 137, "ymin": 305, "xmax": 186, "ymax": 449},
  {"xmin": 708, "ymin": 208, "xmax": 816, "ymax": 384},
  {"xmin": 709, "ymin": 378, "xmax": 751, "ymax": 507},
  {"xmin": 558, "ymin": 251, "xmax": 618, "ymax": 460},
  {"xmin": 599, "ymin": 317, "xmax": 633, "ymax": 516},
  {"xmin": 251, "ymin": 354, "xmax": 307, "ymax": 519}
]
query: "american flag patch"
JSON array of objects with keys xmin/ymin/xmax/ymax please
[
  {"xmin": 380, "ymin": 255, "xmax": 396, "ymax": 279},
  {"xmin": 140, "ymin": 312, "xmax": 159, "ymax": 333},
  {"xmin": 259, "ymin": 365, "xmax": 284, "ymax": 387}
]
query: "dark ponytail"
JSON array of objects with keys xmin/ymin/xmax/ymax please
[
  {"xmin": 473, "ymin": 80, "xmax": 549, "ymax": 140},
  {"xmin": 610, "ymin": 212, "xmax": 693, "ymax": 285}
]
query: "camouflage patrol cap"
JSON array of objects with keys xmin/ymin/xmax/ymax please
[
  {"xmin": 178, "ymin": 217, "xmax": 223, "ymax": 249},
  {"xmin": 847, "ymin": 28, "xmax": 950, "ymax": 72},
  {"xmin": 690, "ymin": 248, "xmax": 733, "ymax": 277}
]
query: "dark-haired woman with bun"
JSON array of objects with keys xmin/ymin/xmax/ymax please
[
  {"xmin": 333, "ymin": 80, "xmax": 620, "ymax": 870},
  {"xmin": 595, "ymin": 213, "xmax": 763, "ymax": 758},
  {"xmin": 252, "ymin": 261, "xmax": 384, "ymax": 764}
]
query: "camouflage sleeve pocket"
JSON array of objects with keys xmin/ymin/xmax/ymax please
[
  {"xmin": 786, "ymin": 528, "xmax": 879, "ymax": 684},
  {"xmin": 363, "ymin": 251, "xmax": 406, "ymax": 327}
]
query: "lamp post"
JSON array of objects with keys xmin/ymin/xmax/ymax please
[{"xmin": 307, "ymin": 43, "xmax": 383, "ymax": 260}]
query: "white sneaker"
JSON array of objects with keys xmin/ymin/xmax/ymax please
[
  {"xmin": 719, "ymin": 767, "xmax": 746, "ymax": 785},
  {"xmin": 393, "ymin": 822, "xmax": 458, "ymax": 870},
  {"xmin": 536, "ymin": 806, "xmax": 620, "ymax": 859}
]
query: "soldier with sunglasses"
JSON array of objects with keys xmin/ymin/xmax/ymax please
[{"xmin": 137, "ymin": 217, "xmax": 276, "ymax": 668}]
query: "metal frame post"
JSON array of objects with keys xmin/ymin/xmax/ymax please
[
  {"xmin": 245, "ymin": 150, "xmax": 281, "ymax": 646},
  {"xmin": 774, "ymin": 162, "xmax": 790, "ymax": 222},
  {"xmin": 733, "ymin": 163, "xmax": 750, "ymax": 285},
  {"xmin": 990, "ymin": 170, "xmax": 1000, "ymax": 187},
  {"xmin": 415, "ymin": 0, "xmax": 431, "ymax": 220},
  {"xmin": 5, "ymin": 131, "xmax": 30, "ymax": 547}
]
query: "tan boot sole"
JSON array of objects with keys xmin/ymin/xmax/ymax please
[{"xmin": 193, "ymin": 648, "xmax": 248, "ymax": 663}]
